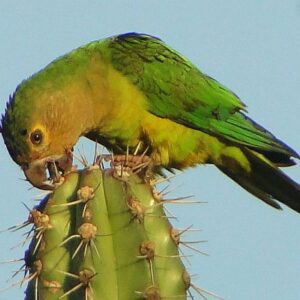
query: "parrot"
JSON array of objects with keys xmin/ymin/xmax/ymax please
[{"xmin": 1, "ymin": 32, "xmax": 300, "ymax": 212}]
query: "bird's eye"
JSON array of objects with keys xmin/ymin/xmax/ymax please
[{"xmin": 30, "ymin": 129, "xmax": 43, "ymax": 145}]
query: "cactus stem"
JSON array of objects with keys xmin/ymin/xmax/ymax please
[{"xmin": 8, "ymin": 157, "xmax": 207, "ymax": 299}]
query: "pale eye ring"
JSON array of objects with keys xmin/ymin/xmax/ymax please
[{"xmin": 30, "ymin": 129, "xmax": 43, "ymax": 145}]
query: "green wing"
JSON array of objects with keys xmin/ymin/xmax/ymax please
[{"xmin": 107, "ymin": 33, "xmax": 299, "ymax": 161}]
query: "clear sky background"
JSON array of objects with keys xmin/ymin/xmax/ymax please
[{"xmin": 0, "ymin": 1, "xmax": 300, "ymax": 299}]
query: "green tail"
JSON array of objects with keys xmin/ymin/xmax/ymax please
[{"xmin": 217, "ymin": 148, "xmax": 300, "ymax": 212}]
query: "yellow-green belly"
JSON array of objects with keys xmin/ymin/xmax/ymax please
[{"xmin": 140, "ymin": 113, "xmax": 216, "ymax": 168}]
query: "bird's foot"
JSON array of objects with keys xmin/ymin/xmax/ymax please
[{"xmin": 95, "ymin": 153, "xmax": 153, "ymax": 179}]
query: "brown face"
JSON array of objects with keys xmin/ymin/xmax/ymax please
[
  {"xmin": 2, "ymin": 114, "xmax": 74, "ymax": 190},
  {"xmin": 19, "ymin": 125, "xmax": 74, "ymax": 190}
]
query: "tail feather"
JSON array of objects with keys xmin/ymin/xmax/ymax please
[{"xmin": 217, "ymin": 148, "xmax": 300, "ymax": 213}]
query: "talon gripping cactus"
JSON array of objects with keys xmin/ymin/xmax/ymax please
[{"xmin": 24, "ymin": 165, "xmax": 189, "ymax": 300}]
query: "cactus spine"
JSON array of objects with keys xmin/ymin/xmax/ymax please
[{"xmin": 24, "ymin": 163, "xmax": 190, "ymax": 300}]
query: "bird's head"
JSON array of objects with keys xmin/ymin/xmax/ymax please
[{"xmin": 1, "ymin": 81, "xmax": 76, "ymax": 190}]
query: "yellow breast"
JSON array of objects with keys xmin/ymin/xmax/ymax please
[{"xmin": 141, "ymin": 113, "xmax": 222, "ymax": 168}]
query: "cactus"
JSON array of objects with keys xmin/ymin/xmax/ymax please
[{"xmin": 23, "ymin": 161, "xmax": 192, "ymax": 300}]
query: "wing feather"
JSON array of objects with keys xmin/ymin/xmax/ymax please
[{"xmin": 107, "ymin": 33, "xmax": 299, "ymax": 159}]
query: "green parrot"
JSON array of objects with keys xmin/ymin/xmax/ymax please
[{"xmin": 1, "ymin": 33, "xmax": 300, "ymax": 212}]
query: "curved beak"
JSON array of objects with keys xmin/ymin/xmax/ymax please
[{"xmin": 22, "ymin": 153, "xmax": 73, "ymax": 190}]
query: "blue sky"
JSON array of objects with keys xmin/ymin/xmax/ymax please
[{"xmin": 0, "ymin": 1, "xmax": 300, "ymax": 299}]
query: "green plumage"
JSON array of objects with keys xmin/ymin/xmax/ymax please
[
  {"xmin": 107, "ymin": 33, "xmax": 298, "ymax": 161},
  {"xmin": 1, "ymin": 32, "xmax": 299, "ymax": 212}
]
